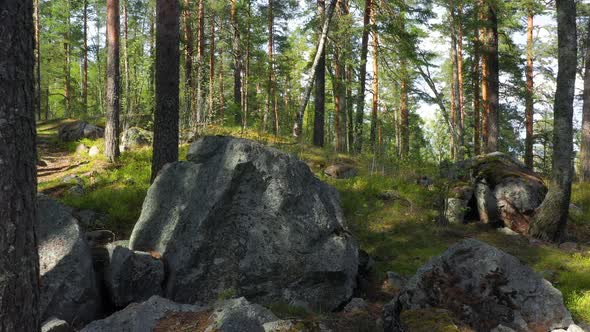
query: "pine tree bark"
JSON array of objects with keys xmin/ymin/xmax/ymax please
[
  {"xmin": 34, "ymin": 0, "xmax": 42, "ymax": 120},
  {"xmin": 83, "ymin": 0, "xmax": 89, "ymax": 114},
  {"xmin": 530, "ymin": 0, "xmax": 576, "ymax": 242},
  {"xmin": 196, "ymin": 0, "xmax": 205, "ymax": 125},
  {"xmin": 0, "ymin": 1, "xmax": 41, "ymax": 330},
  {"xmin": 267, "ymin": 0, "xmax": 278, "ymax": 134},
  {"xmin": 480, "ymin": 0, "xmax": 488, "ymax": 148},
  {"xmin": 151, "ymin": 0, "xmax": 180, "ymax": 182},
  {"xmin": 243, "ymin": 1, "xmax": 251, "ymax": 129},
  {"xmin": 354, "ymin": 0, "xmax": 371, "ymax": 153},
  {"xmin": 334, "ymin": 45, "xmax": 347, "ymax": 152},
  {"xmin": 483, "ymin": 2, "xmax": 499, "ymax": 153},
  {"xmin": 292, "ymin": 0, "xmax": 338, "ymax": 138},
  {"xmin": 209, "ymin": 12, "xmax": 216, "ymax": 122},
  {"xmin": 581, "ymin": 18, "xmax": 590, "ymax": 182},
  {"xmin": 123, "ymin": 0, "xmax": 131, "ymax": 130},
  {"xmin": 64, "ymin": 0, "xmax": 71, "ymax": 118},
  {"xmin": 347, "ymin": 64, "xmax": 354, "ymax": 151},
  {"xmin": 183, "ymin": 0, "xmax": 195, "ymax": 128},
  {"xmin": 400, "ymin": 74, "xmax": 409, "ymax": 159},
  {"xmin": 472, "ymin": 9, "xmax": 481, "ymax": 156},
  {"xmin": 313, "ymin": 0, "xmax": 326, "ymax": 147},
  {"xmin": 369, "ymin": 2, "xmax": 379, "ymax": 152},
  {"xmin": 231, "ymin": 0, "xmax": 242, "ymax": 125},
  {"xmin": 525, "ymin": 10, "xmax": 535, "ymax": 169},
  {"xmin": 105, "ymin": 0, "xmax": 121, "ymax": 162}
]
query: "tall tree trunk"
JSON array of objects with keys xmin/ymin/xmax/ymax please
[
  {"xmin": 34, "ymin": 0, "xmax": 42, "ymax": 120},
  {"xmin": 354, "ymin": 0, "xmax": 371, "ymax": 153},
  {"xmin": 480, "ymin": 0, "xmax": 488, "ymax": 148},
  {"xmin": 149, "ymin": 2, "xmax": 156, "ymax": 113},
  {"xmin": 209, "ymin": 12, "xmax": 216, "ymax": 122},
  {"xmin": 313, "ymin": 0, "xmax": 326, "ymax": 147},
  {"xmin": 243, "ymin": 0, "xmax": 251, "ymax": 129},
  {"xmin": 267, "ymin": 0, "xmax": 277, "ymax": 134},
  {"xmin": 292, "ymin": 0, "xmax": 338, "ymax": 138},
  {"xmin": 400, "ymin": 72, "xmax": 409, "ymax": 159},
  {"xmin": 581, "ymin": 19, "xmax": 590, "ymax": 182},
  {"xmin": 457, "ymin": 8, "xmax": 465, "ymax": 133},
  {"xmin": 64, "ymin": 0, "xmax": 71, "ymax": 118},
  {"xmin": 347, "ymin": 64, "xmax": 354, "ymax": 151},
  {"xmin": 525, "ymin": 9, "xmax": 535, "ymax": 169},
  {"xmin": 151, "ymin": 0, "xmax": 180, "ymax": 182},
  {"xmin": 334, "ymin": 46, "xmax": 347, "ymax": 152},
  {"xmin": 450, "ymin": 4, "xmax": 463, "ymax": 161},
  {"xmin": 184, "ymin": 0, "xmax": 195, "ymax": 128},
  {"xmin": 231, "ymin": 0, "xmax": 242, "ymax": 125},
  {"xmin": 483, "ymin": 2, "xmax": 499, "ymax": 153},
  {"xmin": 123, "ymin": 0, "xmax": 131, "ymax": 130},
  {"xmin": 105, "ymin": 0, "xmax": 121, "ymax": 162},
  {"xmin": 83, "ymin": 0, "xmax": 89, "ymax": 114},
  {"xmin": 472, "ymin": 8, "xmax": 481, "ymax": 156},
  {"xmin": 530, "ymin": 0, "xmax": 576, "ymax": 242},
  {"xmin": 219, "ymin": 42, "xmax": 225, "ymax": 123},
  {"xmin": 369, "ymin": 2, "xmax": 378, "ymax": 152},
  {"xmin": 196, "ymin": 0, "xmax": 205, "ymax": 125},
  {"xmin": 0, "ymin": 2, "xmax": 40, "ymax": 330}
]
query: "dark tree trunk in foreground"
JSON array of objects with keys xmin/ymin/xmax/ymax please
[
  {"xmin": 292, "ymin": 0, "xmax": 337, "ymax": 138},
  {"xmin": 313, "ymin": 0, "xmax": 326, "ymax": 147},
  {"xmin": 525, "ymin": 9, "xmax": 535, "ymax": 169},
  {"xmin": 580, "ymin": 18, "xmax": 590, "ymax": 182},
  {"xmin": 354, "ymin": 0, "xmax": 371, "ymax": 153},
  {"xmin": 530, "ymin": 0, "xmax": 576, "ymax": 242},
  {"xmin": 151, "ymin": 0, "xmax": 180, "ymax": 182},
  {"xmin": 105, "ymin": 0, "xmax": 121, "ymax": 162},
  {"xmin": 0, "ymin": 1, "xmax": 41, "ymax": 330}
]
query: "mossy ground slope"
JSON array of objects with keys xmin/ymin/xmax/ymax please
[{"xmin": 37, "ymin": 120, "xmax": 590, "ymax": 325}]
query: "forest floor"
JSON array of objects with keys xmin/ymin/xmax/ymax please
[{"xmin": 37, "ymin": 119, "xmax": 590, "ymax": 329}]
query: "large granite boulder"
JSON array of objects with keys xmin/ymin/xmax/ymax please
[
  {"xmin": 120, "ymin": 127, "xmax": 153, "ymax": 151},
  {"xmin": 37, "ymin": 196, "xmax": 101, "ymax": 326},
  {"xmin": 205, "ymin": 297, "xmax": 279, "ymax": 332},
  {"xmin": 383, "ymin": 239, "xmax": 573, "ymax": 332},
  {"xmin": 129, "ymin": 136, "xmax": 358, "ymax": 311},
  {"xmin": 103, "ymin": 244, "xmax": 165, "ymax": 308},
  {"xmin": 58, "ymin": 121, "xmax": 104, "ymax": 142},
  {"xmin": 442, "ymin": 153, "xmax": 547, "ymax": 234}
]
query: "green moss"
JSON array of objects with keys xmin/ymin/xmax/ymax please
[
  {"xmin": 400, "ymin": 309, "xmax": 460, "ymax": 332},
  {"xmin": 268, "ymin": 302, "xmax": 311, "ymax": 319}
]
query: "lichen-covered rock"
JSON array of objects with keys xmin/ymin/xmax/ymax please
[
  {"xmin": 120, "ymin": 127, "xmax": 153, "ymax": 151},
  {"xmin": 383, "ymin": 239, "xmax": 573, "ymax": 332},
  {"xmin": 129, "ymin": 136, "xmax": 358, "ymax": 311},
  {"xmin": 41, "ymin": 318, "xmax": 74, "ymax": 332},
  {"xmin": 444, "ymin": 184, "xmax": 473, "ymax": 224},
  {"xmin": 104, "ymin": 244, "xmax": 165, "ymax": 307},
  {"xmin": 324, "ymin": 164, "xmax": 357, "ymax": 179},
  {"xmin": 58, "ymin": 121, "xmax": 104, "ymax": 141},
  {"xmin": 80, "ymin": 296, "xmax": 207, "ymax": 332},
  {"xmin": 37, "ymin": 196, "xmax": 101, "ymax": 326}
]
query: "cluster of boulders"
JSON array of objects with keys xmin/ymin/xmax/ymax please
[
  {"xmin": 58, "ymin": 121, "xmax": 104, "ymax": 141},
  {"xmin": 38, "ymin": 136, "xmax": 359, "ymax": 331},
  {"xmin": 443, "ymin": 152, "xmax": 547, "ymax": 234},
  {"xmin": 37, "ymin": 137, "xmax": 587, "ymax": 331},
  {"xmin": 120, "ymin": 127, "xmax": 153, "ymax": 152}
]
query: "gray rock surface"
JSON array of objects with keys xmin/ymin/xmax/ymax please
[
  {"xmin": 129, "ymin": 136, "xmax": 358, "ymax": 311},
  {"xmin": 41, "ymin": 318, "xmax": 74, "ymax": 332},
  {"xmin": 444, "ymin": 184, "xmax": 473, "ymax": 224},
  {"xmin": 58, "ymin": 121, "xmax": 104, "ymax": 141},
  {"xmin": 343, "ymin": 298, "xmax": 368, "ymax": 313},
  {"xmin": 37, "ymin": 196, "xmax": 101, "ymax": 326},
  {"xmin": 88, "ymin": 146, "xmax": 100, "ymax": 157},
  {"xmin": 121, "ymin": 127, "xmax": 153, "ymax": 151},
  {"xmin": 80, "ymin": 296, "xmax": 207, "ymax": 332},
  {"xmin": 205, "ymin": 297, "xmax": 279, "ymax": 332},
  {"xmin": 383, "ymin": 239, "xmax": 573, "ymax": 332},
  {"xmin": 104, "ymin": 244, "xmax": 165, "ymax": 307}
]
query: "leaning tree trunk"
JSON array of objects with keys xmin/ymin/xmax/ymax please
[
  {"xmin": 530, "ymin": 0, "xmax": 577, "ymax": 242},
  {"xmin": 0, "ymin": 1, "xmax": 41, "ymax": 330},
  {"xmin": 354, "ymin": 0, "xmax": 371, "ymax": 153},
  {"xmin": 151, "ymin": 0, "xmax": 180, "ymax": 182},
  {"xmin": 579, "ymin": 18, "xmax": 590, "ymax": 182},
  {"xmin": 105, "ymin": 0, "xmax": 121, "ymax": 162},
  {"xmin": 525, "ymin": 9, "xmax": 535, "ymax": 169},
  {"xmin": 313, "ymin": 0, "xmax": 326, "ymax": 147},
  {"xmin": 292, "ymin": 0, "xmax": 338, "ymax": 138}
]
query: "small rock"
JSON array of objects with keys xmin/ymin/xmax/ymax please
[
  {"xmin": 324, "ymin": 164, "xmax": 358, "ymax": 179},
  {"xmin": 61, "ymin": 174, "xmax": 83, "ymax": 185},
  {"xmin": 42, "ymin": 317, "xmax": 73, "ymax": 332},
  {"xmin": 491, "ymin": 325, "xmax": 517, "ymax": 332},
  {"xmin": 386, "ymin": 271, "xmax": 407, "ymax": 290},
  {"xmin": 377, "ymin": 190, "xmax": 403, "ymax": 202},
  {"xmin": 566, "ymin": 324, "xmax": 586, "ymax": 332},
  {"xmin": 38, "ymin": 159, "xmax": 48, "ymax": 167},
  {"xmin": 67, "ymin": 184, "xmax": 84, "ymax": 196},
  {"xmin": 559, "ymin": 242, "xmax": 579, "ymax": 252},
  {"xmin": 88, "ymin": 146, "xmax": 100, "ymax": 157},
  {"xmin": 343, "ymin": 298, "xmax": 368, "ymax": 313},
  {"xmin": 416, "ymin": 176, "xmax": 432, "ymax": 186},
  {"xmin": 206, "ymin": 297, "xmax": 279, "ymax": 332},
  {"xmin": 86, "ymin": 230, "xmax": 115, "ymax": 247},
  {"xmin": 497, "ymin": 227, "xmax": 519, "ymax": 236},
  {"xmin": 104, "ymin": 245, "xmax": 165, "ymax": 308},
  {"xmin": 75, "ymin": 210, "xmax": 105, "ymax": 230},
  {"xmin": 76, "ymin": 143, "xmax": 90, "ymax": 154}
]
